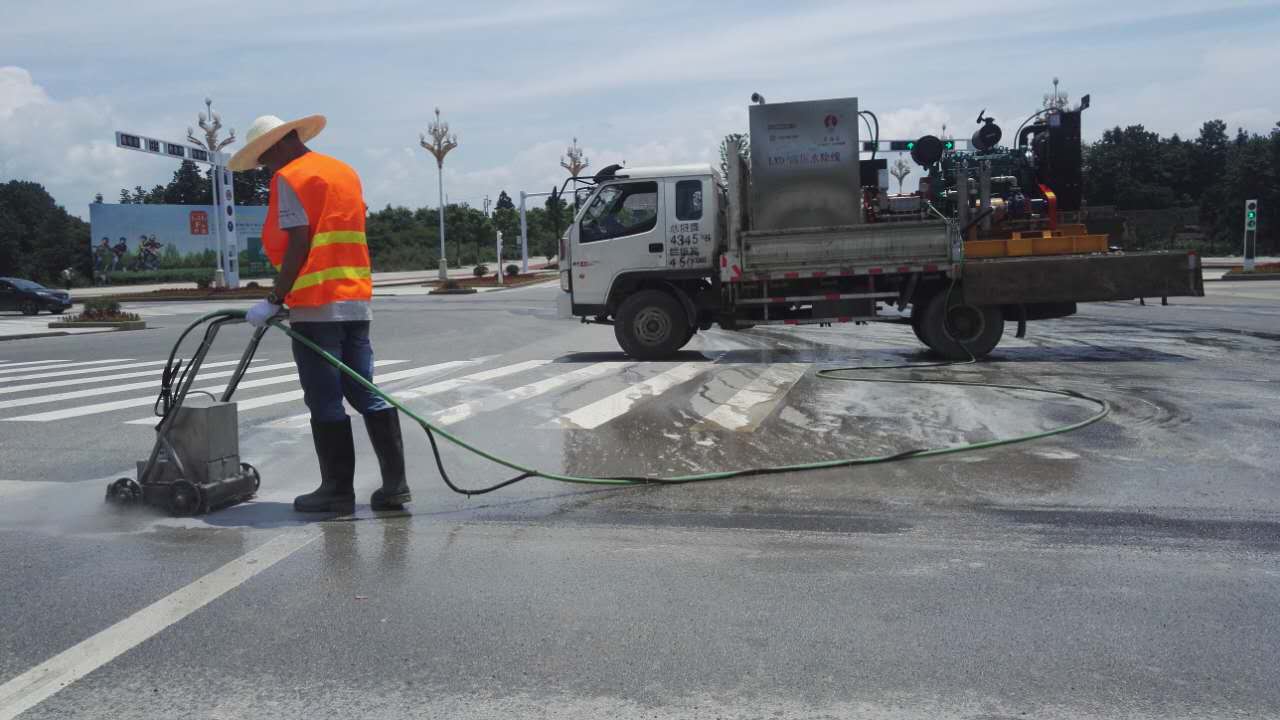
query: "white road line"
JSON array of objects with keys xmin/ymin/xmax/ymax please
[
  {"xmin": 552, "ymin": 362, "xmax": 708, "ymax": 429},
  {"xmin": 0, "ymin": 358, "xmax": 132, "ymax": 378},
  {"xmin": 701, "ymin": 363, "xmax": 808, "ymax": 431},
  {"xmin": 395, "ymin": 359, "xmax": 550, "ymax": 402},
  {"xmin": 0, "ymin": 359, "xmax": 69, "ymax": 369},
  {"xmin": 0, "ymin": 531, "xmax": 318, "ymax": 720},
  {"xmin": 0, "ymin": 361, "xmax": 297, "ymax": 411},
  {"xmin": 256, "ymin": 356, "xmax": 527, "ymax": 429},
  {"xmin": 433, "ymin": 362, "xmax": 630, "ymax": 427},
  {"xmin": 0, "ymin": 358, "xmax": 268, "ymax": 395},
  {"xmin": 133, "ymin": 359, "xmax": 488, "ymax": 423},
  {"xmin": 3, "ymin": 360, "xmax": 406, "ymax": 423},
  {"xmin": 0, "ymin": 360, "xmax": 166, "ymax": 383}
]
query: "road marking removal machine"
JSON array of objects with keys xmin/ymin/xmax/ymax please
[{"xmin": 104, "ymin": 313, "xmax": 265, "ymax": 516}]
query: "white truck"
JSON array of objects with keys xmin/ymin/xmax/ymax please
[{"xmin": 558, "ymin": 96, "xmax": 1203, "ymax": 360}]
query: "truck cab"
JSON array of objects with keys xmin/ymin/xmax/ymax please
[{"xmin": 562, "ymin": 165, "xmax": 722, "ymax": 357}]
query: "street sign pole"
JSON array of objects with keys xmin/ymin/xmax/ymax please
[
  {"xmin": 114, "ymin": 100, "xmax": 241, "ymax": 288},
  {"xmin": 519, "ymin": 189, "xmax": 556, "ymax": 273},
  {"xmin": 210, "ymin": 157, "xmax": 240, "ymax": 287},
  {"xmin": 496, "ymin": 231, "xmax": 504, "ymax": 286}
]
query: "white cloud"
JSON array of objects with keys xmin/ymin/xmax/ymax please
[{"xmin": 0, "ymin": 66, "xmax": 180, "ymax": 215}]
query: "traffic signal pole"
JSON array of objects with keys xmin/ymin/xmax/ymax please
[{"xmin": 1243, "ymin": 199, "xmax": 1258, "ymax": 272}]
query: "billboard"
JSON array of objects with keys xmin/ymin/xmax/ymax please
[{"xmin": 89, "ymin": 203, "xmax": 269, "ymax": 278}]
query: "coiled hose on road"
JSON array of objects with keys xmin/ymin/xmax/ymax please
[{"xmin": 176, "ymin": 309, "xmax": 1109, "ymax": 496}]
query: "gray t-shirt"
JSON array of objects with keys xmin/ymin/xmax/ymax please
[{"xmin": 277, "ymin": 176, "xmax": 372, "ymax": 323}]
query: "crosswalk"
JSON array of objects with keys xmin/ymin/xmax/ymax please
[{"xmin": 0, "ymin": 350, "xmax": 835, "ymax": 436}]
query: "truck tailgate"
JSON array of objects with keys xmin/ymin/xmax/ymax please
[
  {"xmin": 961, "ymin": 251, "xmax": 1204, "ymax": 305},
  {"xmin": 740, "ymin": 220, "xmax": 953, "ymax": 273}
]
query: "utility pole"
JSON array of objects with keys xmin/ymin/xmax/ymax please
[{"xmin": 419, "ymin": 108, "xmax": 458, "ymax": 280}]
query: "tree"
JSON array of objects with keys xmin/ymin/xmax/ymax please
[
  {"xmin": 162, "ymin": 160, "xmax": 212, "ymax": 205},
  {"xmin": 0, "ymin": 180, "xmax": 91, "ymax": 283},
  {"xmin": 495, "ymin": 190, "xmax": 515, "ymax": 211},
  {"xmin": 890, "ymin": 157, "xmax": 912, "ymax": 193},
  {"xmin": 93, "ymin": 193, "xmax": 104, "ymax": 204},
  {"xmin": 231, "ymin": 167, "xmax": 272, "ymax": 205}
]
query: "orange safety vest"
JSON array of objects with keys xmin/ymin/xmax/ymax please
[{"xmin": 262, "ymin": 152, "xmax": 372, "ymax": 308}]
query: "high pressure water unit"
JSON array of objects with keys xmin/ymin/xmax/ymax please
[{"xmin": 105, "ymin": 314, "xmax": 265, "ymax": 516}]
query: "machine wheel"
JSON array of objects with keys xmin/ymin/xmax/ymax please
[
  {"xmin": 20, "ymin": 300, "xmax": 39, "ymax": 316},
  {"xmin": 919, "ymin": 291, "xmax": 1004, "ymax": 360},
  {"xmin": 105, "ymin": 477, "xmax": 142, "ymax": 506},
  {"xmin": 614, "ymin": 290, "xmax": 689, "ymax": 360},
  {"xmin": 240, "ymin": 462, "xmax": 261, "ymax": 492},
  {"xmin": 168, "ymin": 479, "xmax": 205, "ymax": 517}
]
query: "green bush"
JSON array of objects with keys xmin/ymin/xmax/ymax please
[
  {"xmin": 103, "ymin": 269, "xmax": 216, "ymax": 285},
  {"xmin": 505, "ymin": 264, "xmax": 519, "ymax": 277},
  {"xmin": 72, "ymin": 297, "xmax": 140, "ymax": 322},
  {"xmin": 84, "ymin": 297, "xmax": 121, "ymax": 314},
  {"xmin": 473, "ymin": 265, "xmax": 489, "ymax": 277}
]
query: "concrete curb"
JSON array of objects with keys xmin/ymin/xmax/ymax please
[
  {"xmin": 0, "ymin": 329, "xmax": 116, "ymax": 342},
  {"xmin": 1217, "ymin": 273, "xmax": 1280, "ymax": 282},
  {"xmin": 47, "ymin": 320, "xmax": 148, "ymax": 330}
]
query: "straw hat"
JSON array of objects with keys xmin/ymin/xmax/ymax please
[{"xmin": 226, "ymin": 114, "xmax": 326, "ymax": 171}]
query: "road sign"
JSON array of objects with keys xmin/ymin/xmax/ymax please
[
  {"xmin": 1243, "ymin": 199, "xmax": 1258, "ymax": 272},
  {"xmin": 113, "ymin": 128, "xmax": 237, "ymax": 287},
  {"xmin": 115, "ymin": 132, "xmax": 221, "ymax": 165}
]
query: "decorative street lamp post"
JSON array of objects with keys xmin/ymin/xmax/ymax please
[
  {"xmin": 187, "ymin": 98, "xmax": 239, "ymax": 288},
  {"xmin": 560, "ymin": 137, "xmax": 589, "ymax": 178},
  {"xmin": 419, "ymin": 108, "xmax": 458, "ymax": 280}
]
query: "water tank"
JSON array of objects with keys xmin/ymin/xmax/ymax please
[{"xmin": 748, "ymin": 97, "xmax": 861, "ymax": 230}]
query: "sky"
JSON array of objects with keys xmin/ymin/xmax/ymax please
[{"xmin": 2, "ymin": 0, "xmax": 1278, "ymax": 219}]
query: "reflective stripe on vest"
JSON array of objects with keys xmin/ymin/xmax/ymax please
[{"xmin": 261, "ymin": 152, "xmax": 372, "ymax": 308}]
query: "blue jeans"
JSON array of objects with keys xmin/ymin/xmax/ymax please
[{"xmin": 290, "ymin": 321, "xmax": 392, "ymax": 423}]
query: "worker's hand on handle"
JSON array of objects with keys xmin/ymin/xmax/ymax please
[{"xmin": 246, "ymin": 299, "xmax": 282, "ymax": 328}]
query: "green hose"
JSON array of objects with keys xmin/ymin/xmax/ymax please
[{"xmin": 186, "ymin": 308, "xmax": 1109, "ymax": 493}]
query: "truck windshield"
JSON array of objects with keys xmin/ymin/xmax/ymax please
[{"xmin": 579, "ymin": 182, "xmax": 658, "ymax": 243}]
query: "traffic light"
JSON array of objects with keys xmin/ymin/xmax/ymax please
[{"xmin": 1245, "ymin": 199, "xmax": 1258, "ymax": 231}]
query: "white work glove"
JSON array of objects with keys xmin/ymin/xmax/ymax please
[{"xmin": 246, "ymin": 299, "xmax": 281, "ymax": 328}]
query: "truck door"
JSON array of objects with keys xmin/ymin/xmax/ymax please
[
  {"xmin": 571, "ymin": 180, "xmax": 664, "ymax": 308},
  {"xmin": 663, "ymin": 176, "xmax": 715, "ymax": 272}
]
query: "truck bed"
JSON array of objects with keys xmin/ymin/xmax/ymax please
[
  {"xmin": 961, "ymin": 251, "xmax": 1204, "ymax": 305},
  {"xmin": 738, "ymin": 220, "xmax": 954, "ymax": 274}
]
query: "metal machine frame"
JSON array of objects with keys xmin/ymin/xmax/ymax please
[{"xmin": 105, "ymin": 315, "xmax": 267, "ymax": 516}]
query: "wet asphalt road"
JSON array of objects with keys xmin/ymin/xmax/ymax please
[{"xmin": 1, "ymin": 279, "xmax": 1279, "ymax": 719}]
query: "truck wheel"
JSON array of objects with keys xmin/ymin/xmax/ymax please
[
  {"xmin": 910, "ymin": 305, "xmax": 928, "ymax": 345},
  {"xmin": 920, "ymin": 292, "xmax": 1004, "ymax": 360},
  {"xmin": 677, "ymin": 326, "xmax": 696, "ymax": 350},
  {"xmin": 614, "ymin": 290, "xmax": 690, "ymax": 360}
]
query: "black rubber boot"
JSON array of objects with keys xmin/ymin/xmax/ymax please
[
  {"xmin": 294, "ymin": 417, "xmax": 356, "ymax": 513},
  {"xmin": 364, "ymin": 408, "xmax": 410, "ymax": 510}
]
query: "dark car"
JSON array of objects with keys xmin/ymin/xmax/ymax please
[{"xmin": 0, "ymin": 277, "xmax": 73, "ymax": 315}]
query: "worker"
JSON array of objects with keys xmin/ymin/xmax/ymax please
[{"xmin": 229, "ymin": 114, "xmax": 409, "ymax": 513}]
